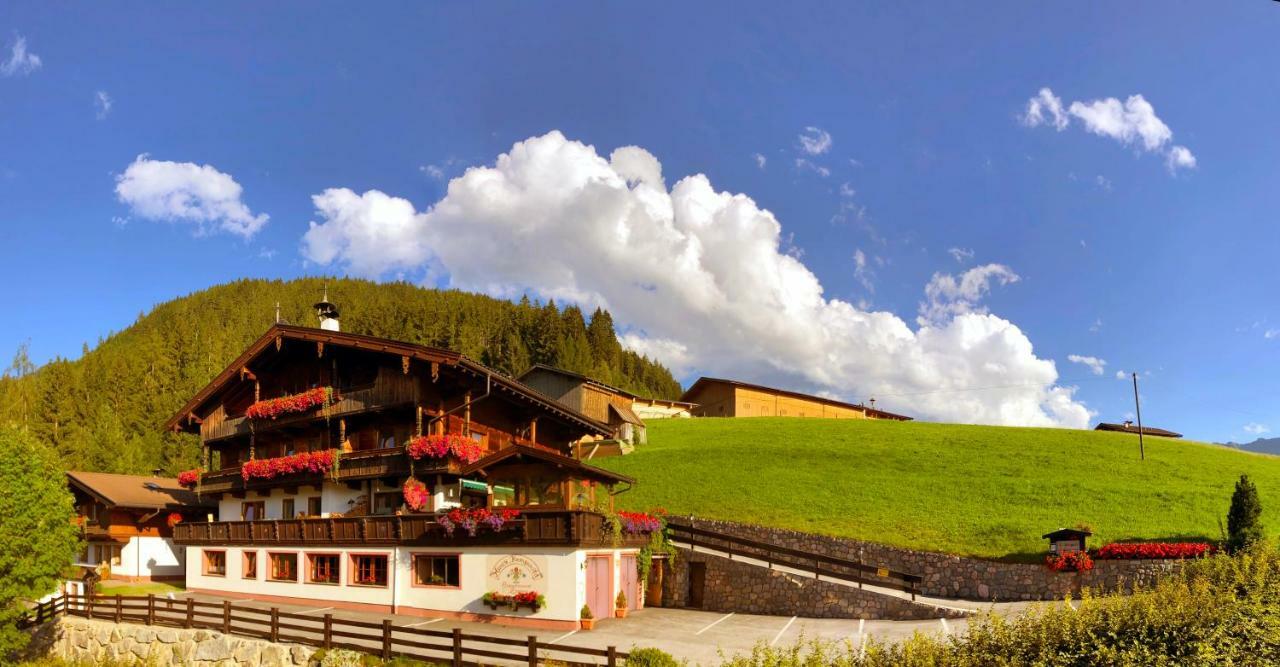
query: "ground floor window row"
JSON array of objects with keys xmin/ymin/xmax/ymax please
[{"xmin": 203, "ymin": 550, "xmax": 459, "ymax": 588}]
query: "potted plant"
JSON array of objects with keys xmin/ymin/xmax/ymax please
[
  {"xmin": 580, "ymin": 604, "xmax": 595, "ymax": 630},
  {"xmin": 615, "ymin": 591, "xmax": 628, "ymax": 618}
]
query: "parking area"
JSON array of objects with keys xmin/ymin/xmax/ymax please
[{"xmin": 163, "ymin": 590, "xmax": 1026, "ymax": 664}]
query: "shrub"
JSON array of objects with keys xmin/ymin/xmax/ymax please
[
  {"xmin": 581, "ymin": 604, "xmax": 594, "ymax": 620},
  {"xmin": 626, "ymin": 647, "xmax": 685, "ymax": 666},
  {"xmin": 1228, "ymin": 474, "xmax": 1265, "ymax": 552}
]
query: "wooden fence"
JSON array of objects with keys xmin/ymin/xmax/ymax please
[
  {"xmin": 24, "ymin": 594, "xmax": 626, "ymax": 667},
  {"xmin": 669, "ymin": 522, "xmax": 923, "ymax": 599}
]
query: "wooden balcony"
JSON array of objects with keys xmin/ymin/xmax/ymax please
[
  {"xmin": 196, "ymin": 448, "xmax": 430, "ymax": 495},
  {"xmin": 202, "ymin": 370, "xmax": 418, "ymax": 442},
  {"xmin": 171, "ymin": 510, "xmax": 651, "ymax": 549}
]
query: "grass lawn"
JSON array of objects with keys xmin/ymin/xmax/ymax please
[
  {"xmin": 95, "ymin": 580, "xmax": 185, "ymax": 597},
  {"xmin": 594, "ymin": 418, "xmax": 1280, "ymax": 560}
]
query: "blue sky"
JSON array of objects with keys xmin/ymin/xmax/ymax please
[{"xmin": 2, "ymin": 2, "xmax": 1277, "ymax": 442}]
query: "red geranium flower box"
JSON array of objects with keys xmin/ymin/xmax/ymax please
[
  {"xmin": 1094, "ymin": 543, "xmax": 1214, "ymax": 560},
  {"xmin": 245, "ymin": 387, "xmax": 333, "ymax": 420}
]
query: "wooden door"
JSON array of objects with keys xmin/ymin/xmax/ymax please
[
  {"xmin": 687, "ymin": 562, "xmax": 706, "ymax": 608},
  {"xmin": 645, "ymin": 559, "xmax": 666, "ymax": 607},
  {"xmin": 619, "ymin": 554, "xmax": 639, "ymax": 611},
  {"xmin": 585, "ymin": 555, "xmax": 612, "ymax": 620}
]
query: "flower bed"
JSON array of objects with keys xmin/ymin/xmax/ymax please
[
  {"xmin": 403, "ymin": 478, "xmax": 431, "ymax": 512},
  {"xmin": 245, "ymin": 387, "xmax": 333, "ymax": 420},
  {"xmin": 1094, "ymin": 542, "xmax": 1214, "ymax": 560},
  {"xmin": 177, "ymin": 469, "xmax": 201, "ymax": 489},
  {"xmin": 1046, "ymin": 550, "xmax": 1094, "ymax": 572},
  {"xmin": 437, "ymin": 507, "xmax": 521, "ymax": 537},
  {"xmin": 406, "ymin": 434, "xmax": 485, "ymax": 465},
  {"xmin": 166, "ymin": 512, "xmax": 183, "ymax": 529},
  {"xmin": 241, "ymin": 450, "xmax": 339, "ymax": 481},
  {"xmin": 482, "ymin": 591, "xmax": 545, "ymax": 612},
  {"xmin": 618, "ymin": 511, "xmax": 663, "ymax": 534}
]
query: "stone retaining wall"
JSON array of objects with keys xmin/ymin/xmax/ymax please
[
  {"xmin": 671, "ymin": 517, "xmax": 1178, "ymax": 602},
  {"xmin": 50, "ymin": 616, "xmax": 315, "ymax": 666}
]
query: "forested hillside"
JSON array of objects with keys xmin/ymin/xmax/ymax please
[{"xmin": 0, "ymin": 278, "xmax": 681, "ymax": 475}]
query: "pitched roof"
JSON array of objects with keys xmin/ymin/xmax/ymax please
[
  {"xmin": 518, "ymin": 364, "xmax": 697, "ymax": 407},
  {"xmin": 1094, "ymin": 422, "xmax": 1183, "ymax": 438},
  {"xmin": 460, "ymin": 443, "xmax": 635, "ymax": 485},
  {"xmin": 680, "ymin": 377, "xmax": 913, "ymax": 421},
  {"xmin": 165, "ymin": 325, "xmax": 611, "ymax": 437},
  {"xmin": 66, "ymin": 471, "xmax": 214, "ymax": 510},
  {"xmin": 1042, "ymin": 528, "xmax": 1092, "ymax": 539},
  {"xmin": 609, "ymin": 402, "xmax": 643, "ymax": 427}
]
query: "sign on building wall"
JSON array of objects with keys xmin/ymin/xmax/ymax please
[{"xmin": 486, "ymin": 555, "xmax": 547, "ymax": 595}]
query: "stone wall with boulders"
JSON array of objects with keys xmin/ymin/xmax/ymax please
[
  {"xmin": 670, "ymin": 517, "xmax": 1179, "ymax": 602},
  {"xmin": 50, "ymin": 616, "xmax": 315, "ymax": 666},
  {"xmin": 664, "ymin": 549, "xmax": 970, "ymax": 620}
]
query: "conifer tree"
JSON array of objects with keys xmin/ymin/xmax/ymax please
[{"xmin": 1227, "ymin": 474, "xmax": 1265, "ymax": 552}]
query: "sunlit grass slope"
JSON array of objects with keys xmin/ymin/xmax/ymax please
[{"xmin": 595, "ymin": 418, "xmax": 1280, "ymax": 559}]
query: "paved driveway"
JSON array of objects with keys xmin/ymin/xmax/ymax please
[{"xmin": 167, "ymin": 590, "xmax": 1039, "ymax": 665}]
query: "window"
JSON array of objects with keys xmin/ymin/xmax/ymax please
[
  {"xmin": 352, "ymin": 554, "xmax": 389, "ymax": 587},
  {"xmin": 204, "ymin": 550, "xmax": 226, "ymax": 576},
  {"xmin": 412, "ymin": 554, "xmax": 459, "ymax": 587},
  {"xmin": 282, "ymin": 499, "xmax": 296, "ymax": 520},
  {"xmin": 307, "ymin": 497, "xmax": 322, "ymax": 517},
  {"xmin": 374, "ymin": 492, "xmax": 403, "ymax": 515},
  {"xmin": 269, "ymin": 553, "xmax": 298, "ymax": 581},
  {"xmin": 242, "ymin": 501, "xmax": 266, "ymax": 521},
  {"xmin": 308, "ymin": 554, "xmax": 340, "ymax": 584},
  {"xmin": 243, "ymin": 551, "xmax": 258, "ymax": 579},
  {"xmin": 97, "ymin": 545, "xmax": 122, "ymax": 567}
]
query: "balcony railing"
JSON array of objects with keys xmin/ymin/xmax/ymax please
[
  {"xmin": 197, "ymin": 447, "xmax": 428, "ymax": 494},
  {"xmin": 202, "ymin": 370, "xmax": 418, "ymax": 442},
  {"xmin": 171, "ymin": 510, "xmax": 651, "ymax": 549}
]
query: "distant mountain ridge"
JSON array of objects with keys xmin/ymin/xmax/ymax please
[
  {"xmin": 1222, "ymin": 437, "xmax": 1280, "ymax": 456},
  {"xmin": 0, "ymin": 277, "xmax": 681, "ymax": 475}
]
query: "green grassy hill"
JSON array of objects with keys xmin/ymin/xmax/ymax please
[{"xmin": 595, "ymin": 418, "xmax": 1280, "ymax": 559}]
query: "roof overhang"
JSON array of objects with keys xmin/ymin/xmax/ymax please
[{"xmin": 460, "ymin": 444, "xmax": 635, "ymax": 486}]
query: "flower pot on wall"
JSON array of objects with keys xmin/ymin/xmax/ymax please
[{"xmin": 581, "ymin": 618, "xmax": 596, "ymax": 631}]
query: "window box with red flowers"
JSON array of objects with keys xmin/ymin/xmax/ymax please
[
  {"xmin": 1094, "ymin": 543, "xmax": 1214, "ymax": 560},
  {"xmin": 241, "ymin": 450, "xmax": 341, "ymax": 481},
  {"xmin": 482, "ymin": 591, "xmax": 545, "ymax": 612},
  {"xmin": 405, "ymin": 434, "xmax": 484, "ymax": 465},
  {"xmin": 437, "ymin": 507, "xmax": 521, "ymax": 537},
  {"xmin": 177, "ymin": 469, "xmax": 201, "ymax": 489},
  {"xmin": 1045, "ymin": 551, "xmax": 1094, "ymax": 572},
  {"xmin": 244, "ymin": 387, "xmax": 334, "ymax": 421}
]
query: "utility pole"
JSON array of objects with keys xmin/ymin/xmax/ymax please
[{"xmin": 1132, "ymin": 372, "xmax": 1145, "ymax": 461}]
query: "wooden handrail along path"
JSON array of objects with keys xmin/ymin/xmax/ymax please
[
  {"xmin": 21, "ymin": 594, "xmax": 626, "ymax": 667},
  {"xmin": 667, "ymin": 521, "xmax": 923, "ymax": 600}
]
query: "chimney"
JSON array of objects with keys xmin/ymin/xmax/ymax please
[{"xmin": 314, "ymin": 287, "xmax": 340, "ymax": 332}]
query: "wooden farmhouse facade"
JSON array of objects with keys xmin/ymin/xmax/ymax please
[
  {"xmin": 68, "ymin": 471, "xmax": 213, "ymax": 582},
  {"xmin": 518, "ymin": 365, "xmax": 697, "ymax": 447},
  {"xmin": 167, "ymin": 321, "xmax": 657, "ymax": 629},
  {"xmin": 680, "ymin": 377, "xmax": 912, "ymax": 421}
]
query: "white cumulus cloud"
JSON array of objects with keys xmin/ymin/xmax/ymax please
[
  {"xmin": 1, "ymin": 35, "xmax": 41, "ymax": 77},
  {"xmin": 1067, "ymin": 354, "xmax": 1107, "ymax": 376},
  {"xmin": 1244, "ymin": 423, "xmax": 1270, "ymax": 436},
  {"xmin": 115, "ymin": 155, "xmax": 268, "ymax": 238},
  {"xmin": 798, "ymin": 126, "xmax": 832, "ymax": 155},
  {"xmin": 300, "ymin": 131, "xmax": 1091, "ymax": 428},
  {"xmin": 918, "ymin": 264, "xmax": 1020, "ymax": 326},
  {"xmin": 1021, "ymin": 88, "xmax": 1196, "ymax": 173}
]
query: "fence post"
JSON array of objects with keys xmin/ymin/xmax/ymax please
[
  {"xmin": 607, "ymin": 646, "xmax": 618, "ymax": 667},
  {"xmin": 323, "ymin": 614, "xmax": 333, "ymax": 649},
  {"xmin": 115, "ymin": 594, "xmax": 122, "ymax": 623},
  {"xmin": 381, "ymin": 618, "xmax": 392, "ymax": 659},
  {"xmin": 148, "ymin": 594, "xmax": 155, "ymax": 625},
  {"xmin": 87, "ymin": 593, "xmax": 94, "ymax": 620},
  {"xmin": 223, "ymin": 600, "xmax": 232, "ymax": 634},
  {"xmin": 451, "ymin": 628, "xmax": 463, "ymax": 667},
  {"xmin": 185, "ymin": 597, "xmax": 194, "ymax": 629},
  {"xmin": 527, "ymin": 635, "xmax": 538, "ymax": 667},
  {"xmin": 270, "ymin": 607, "xmax": 280, "ymax": 643}
]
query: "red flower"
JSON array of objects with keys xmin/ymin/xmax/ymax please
[
  {"xmin": 1094, "ymin": 543, "xmax": 1213, "ymax": 560},
  {"xmin": 406, "ymin": 434, "xmax": 484, "ymax": 465},
  {"xmin": 241, "ymin": 450, "xmax": 338, "ymax": 481},
  {"xmin": 177, "ymin": 469, "xmax": 201, "ymax": 488},
  {"xmin": 403, "ymin": 478, "xmax": 431, "ymax": 512},
  {"xmin": 1046, "ymin": 551, "xmax": 1094, "ymax": 572},
  {"xmin": 166, "ymin": 512, "xmax": 183, "ymax": 528},
  {"xmin": 245, "ymin": 387, "xmax": 333, "ymax": 420}
]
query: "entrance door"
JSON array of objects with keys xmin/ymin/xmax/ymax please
[
  {"xmin": 585, "ymin": 555, "xmax": 612, "ymax": 620},
  {"xmin": 687, "ymin": 562, "xmax": 706, "ymax": 608},
  {"xmin": 645, "ymin": 559, "xmax": 666, "ymax": 607},
  {"xmin": 619, "ymin": 554, "xmax": 639, "ymax": 611}
]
